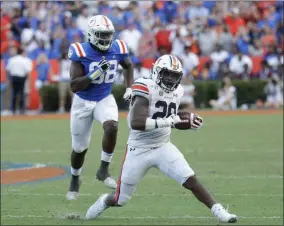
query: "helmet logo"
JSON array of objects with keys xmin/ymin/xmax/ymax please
[{"xmin": 89, "ymin": 18, "xmax": 96, "ymax": 27}]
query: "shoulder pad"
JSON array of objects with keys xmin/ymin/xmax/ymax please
[
  {"xmin": 68, "ymin": 42, "xmax": 86, "ymax": 61},
  {"xmin": 113, "ymin": 39, "xmax": 129, "ymax": 55},
  {"xmin": 131, "ymin": 78, "xmax": 150, "ymax": 99}
]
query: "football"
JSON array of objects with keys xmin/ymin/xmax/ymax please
[{"xmin": 175, "ymin": 112, "xmax": 202, "ymax": 130}]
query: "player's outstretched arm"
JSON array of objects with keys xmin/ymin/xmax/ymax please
[
  {"xmin": 70, "ymin": 61, "xmax": 92, "ymax": 93},
  {"xmin": 130, "ymin": 96, "xmax": 149, "ymax": 131}
]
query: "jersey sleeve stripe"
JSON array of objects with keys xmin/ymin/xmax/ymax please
[
  {"xmin": 132, "ymin": 90, "xmax": 149, "ymax": 99},
  {"xmin": 71, "ymin": 43, "xmax": 80, "ymax": 57},
  {"xmin": 133, "ymin": 82, "xmax": 147, "ymax": 87},
  {"xmin": 77, "ymin": 43, "xmax": 86, "ymax": 57},
  {"xmin": 74, "ymin": 43, "xmax": 84, "ymax": 57},
  {"xmin": 118, "ymin": 40, "xmax": 127, "ymax": 54},
  {"xmin": 132, "ymin": 84, "xmax": 149, "ymax": 93}
]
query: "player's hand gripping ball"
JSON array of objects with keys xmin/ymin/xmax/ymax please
[{"xmin": 175, "ymin": 112, "xmax": 203, "ymax": 130}]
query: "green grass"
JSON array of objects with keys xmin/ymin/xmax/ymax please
[{"xmin": 1, "ymin": 113, "xmax": 283, "ymax": 225}]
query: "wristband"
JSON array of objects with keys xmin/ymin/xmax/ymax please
[
  {"xmin": 145, "ymin": 118, "xmax": 156, "ymax": 131},
  {"xmin": 87, "ymin": 67, "xmax": 103, "ymax": 80}
]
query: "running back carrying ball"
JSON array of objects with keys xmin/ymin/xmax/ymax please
[{"xmin": 175, "ymin": 112, "xmax": 203, "ymax": 130}]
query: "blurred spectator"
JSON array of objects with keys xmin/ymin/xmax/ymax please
[
  {"xmin": 163, "ymin": 1, "xmax": 178, "ymax": 23},
  {"xmin": 66, "ymin": 19, "xmax": 84, "ymax": 45},
  {"xmin": 264, "ymin": 46, "xmax": 283, "ymax": 73},
  {"xmin": 76, "ymin": 4, "xmax": 90, "ymax": 36},
  {"xmin": 35, "ymin": 21, "xmax": 50, "ymax": 49},
  {"xmin": 170, "ymin": 26, "xmax": 188, "ymax": 56},
  {"xmin": 35, "ymin": 53, "xmax": 52, "ymax": 112},
  {"xmin": 180, "ymin": 75, "xmax": 195, "ymax": 110},
  {"xmin": 198, "ymin": 24, "xmax": 217, "ymax": 56},
  {"xmin": 21, "ymin": 22, "xmax": 38, "ymax": 53},
  {"xmin": 35, "ymin": 53, "xmax": 50, "ymax": 90},
  {"xmin": 58, "ymin": 52, "xmax": 72, "ymax": 113},
  {"xmin": 236, "ymin": 26, "xmax": 250, "ymax": 55},
  {"xmin": 210, "ymin": 44, "xmax": 229, "ymax": 80},
  {"xmin": 218, "ymin": 26, "xmax": 233, "ymax": 52},
  {"xmin": 264, "ymin": 75, "xmax": 283, "ymax": 108},
  {"xmin": 133, "ymin": 60, "xmax": 149, "ymax": 81},
  {"xmin": 248, "ymin": 40, "xmax": 264, "ymax": 56},
  {"xmin": 185, "ymin": 1, "xmax": 209, "ymax": 22},
  {"xmin": 137, "ymin": 29, "xmax": 157, "ymax": 59},
  {"xmin": 224, "ymin": 7, "xmax": 245, "ymax": 36},
  {"xmin": 6, "ymin": 48, "xmax": 32, "ymax": 114},
  {"xmin": 119, "ymin": 22, "xmax": 142, "ymax": 55},
  {"xmin": 257, "ymin": 10, "xmax": 277, "ymax": 30},
  {"xmin": 229, "ymin": 47, "xmax": 253, "ymax": 79},
  {"xmin": 209, "ymin": 76, "xmax": 237, "ymax": 110},
  {"xmin": 154, "ymin": 22, "xmax": 172, "ymax": 53},
  {"xmin": 1, "ymin": 31, "xmax": 20, "ymax": 55},
  {"xmin": 180, "ymin": 44, "xmax": 199, "ymax": 78},
  {"xmin": 247, "ymin": 21, "xmax": 261, "ymax": 45},
  {"xmin": 261, "ymin": 26, "xmax": 277, "ymax": 49}
]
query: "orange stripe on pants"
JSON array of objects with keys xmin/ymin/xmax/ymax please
[{"xmin": 115, "ymin": 146, "xmax": 128, "ymax": 202}]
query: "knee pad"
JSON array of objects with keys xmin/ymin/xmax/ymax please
[
  {"xmin": 72, "ymin": 134, "xmax": 89, "ymax": 153},
  {"xmin": 103, "ymin": 121, "xmax": 118, "ymax": 134}
]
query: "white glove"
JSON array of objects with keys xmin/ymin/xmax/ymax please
[
  {"xmin": 88, "ymin": 59, "xmax": 110, "ymax": 80},
  {"xmin": 156, "ymin": 114, "xmax": 183, "ymax": 128},
  {"xmin": 123, "ymin": 87, "xmax": 132, "ymax": 102},
  {"xmin": 190, "ymin": 113, "xmax": 203, "ymax": 130}
]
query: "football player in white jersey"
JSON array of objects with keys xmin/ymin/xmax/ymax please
[{"xmin": 85, "ymin": 55, "xmax": 237, "ymax": 223}]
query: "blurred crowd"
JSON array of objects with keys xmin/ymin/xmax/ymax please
[{"xmin": 1, "ymin": 1, "xmax": 283, "ymax": 113}]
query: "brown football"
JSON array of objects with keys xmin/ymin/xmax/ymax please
[{"xmin": 175, "ymin": 112, "xmax": 201, "ymax": 130}]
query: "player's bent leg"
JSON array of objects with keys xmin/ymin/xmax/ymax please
[
  {"xmin": 183, "ymin": 176, "xmax": 237, "ymax": 223},
  {"xmin": 96, "ymin": 120, "xmax": 118, "ymax": 188},
  {"xmin": 157, "ymin": 142, "xmax": 237, "ymax": 223},
  {"xmin": 86, "ymin": 146, "xmax": 143, "ymax": 219},
  {"xmin": 86, "ymin": 181, "xmax": 137, "ymax": 219},
  {"xmin": 94, "ymin": 94, "xmax": 119, "ymax": 189}
]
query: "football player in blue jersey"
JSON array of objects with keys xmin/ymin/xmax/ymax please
[{"xmin": 66, "ymin": 15, "xmax": 133, "ymax": 200}]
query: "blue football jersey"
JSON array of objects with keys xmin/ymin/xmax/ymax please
[{"xmin": 68, "ymin": 39, "xmax": 129, "ymax": 101}]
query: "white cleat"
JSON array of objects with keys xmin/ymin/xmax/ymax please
[
  {"xmin": 85, "ymin": 194, "xmax": 109, "ymax": 220},
  {"xmin": 103, "ymin": 177, "xmax": 117, "ymax": 189},
  {"xmin": 211, "ymin": 203, "xmax": 237, "ymax": 223},
  {"xmin": 66, "ymin": 191, "xmax": 79, "ymax": 201}
]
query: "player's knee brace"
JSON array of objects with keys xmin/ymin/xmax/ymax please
[{"xmin": 103, "ymin": 121, "xmax": 118, "ymax": 135}]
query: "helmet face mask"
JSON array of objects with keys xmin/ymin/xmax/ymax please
[{"xmin": 157, "ymin": 68, "xmax": 183, "ymax": 92}]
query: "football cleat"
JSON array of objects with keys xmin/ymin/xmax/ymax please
[
  {"xmin": 211, "ymin": 203, "xmax": 237, "ymax": 223},
  {"xmin": 103, "ymin": 177, "xmax": 117, "ymax": 189},
  {"xmin": 85, "ymin": 194, "xmax": 109, "ymax": 219},
  {"xmin": 66, "ymin": 177, "xmax": 81, "ymax": 201}
]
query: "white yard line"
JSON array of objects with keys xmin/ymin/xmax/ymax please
[
  {"xmin": 1, "ymin": 192, "xmax": 283, "ymax": 197},
  {"xmin": 2, "ymin": 214, "xmax": 283, "ymax": 220}
]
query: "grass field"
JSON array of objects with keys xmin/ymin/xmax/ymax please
[{"xmin": 1, "ymin": 111, "xmax": 283, "ymax": 225}]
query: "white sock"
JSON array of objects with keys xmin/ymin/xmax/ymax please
[
  {"xmin": 101, "ymin": 150, "xmax": 113, "ymax": 163},
  {"xmin": 211, "ymin": 203, "xmax": 223, "ymax": 214},
  {"xmin": 71, "ymin": 167, "xmax": 82, "ymax": 176}
]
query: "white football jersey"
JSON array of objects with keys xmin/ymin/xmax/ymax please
[{"xmin": 127, "ymin": 77, "xmax": 184, "ymax": 148}]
